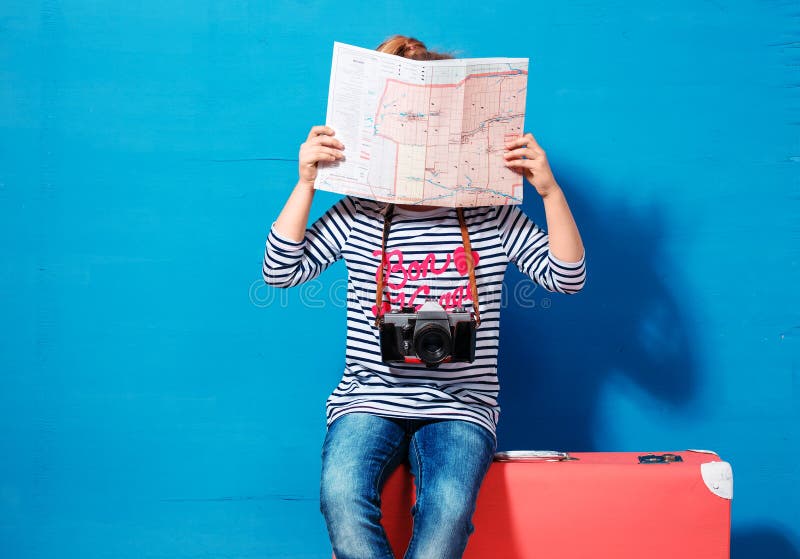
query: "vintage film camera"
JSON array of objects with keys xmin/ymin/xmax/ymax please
[{"xmin": 377, "ymin": 300, "xmax": 477, "ymax": 368}]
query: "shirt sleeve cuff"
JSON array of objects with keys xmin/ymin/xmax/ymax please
[
  {"xmin": 268, "ymin": 222, "xmax": 307, "ymax": 253},
  {"xmin": 548, "ymin": 251, "xmax": 585, "ymax": 273}
]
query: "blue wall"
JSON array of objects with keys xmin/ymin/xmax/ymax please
[{"xmin": 1, "ymin": 1, "xmax": 797, "ymax": 557}]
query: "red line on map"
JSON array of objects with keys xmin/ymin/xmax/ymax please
[
  {"xmin": 387, "ymin": 69, "xmax": 528, "ymax": 93},
  {"xmin": 485, "ymin": 121, "xmax": 492, "ymax": 207},
  {"xmin": 371, "ymin": 69, "xmax": 528, "ymax": 202},
  {"xmin": 393, "ymin": 142, "xmax": 399, "ymax": 195}
]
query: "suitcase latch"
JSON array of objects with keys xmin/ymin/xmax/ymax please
[{"xmin": 638, "ymin": 453, "xmax": 683, "ymax": 464}]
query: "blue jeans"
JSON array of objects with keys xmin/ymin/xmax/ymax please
[{"xmin": 319, "ymin": 412, "xmax": 497, "ymax": 559}]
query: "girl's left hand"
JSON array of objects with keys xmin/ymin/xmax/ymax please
[{"xmin": 503, "ymin": 132, "xmax": 559, "ymax": 198}]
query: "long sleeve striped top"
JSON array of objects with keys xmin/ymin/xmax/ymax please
[{"xmin": 262, "ymin": 196, "xmax": 586, "ymax": 440}]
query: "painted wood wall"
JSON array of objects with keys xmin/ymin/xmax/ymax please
[{"xmin": 1, "ymin": 1, "xmax": 797, "ymax": 557}]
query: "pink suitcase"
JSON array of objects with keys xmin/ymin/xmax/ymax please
[{"xmin": 335, "ymin": 450, "xmax": 732, "ymax": 558}]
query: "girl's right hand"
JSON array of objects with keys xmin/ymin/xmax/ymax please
[{"xmin": 298, "ymin": 125, "xmax": 345, "ymax": 187}]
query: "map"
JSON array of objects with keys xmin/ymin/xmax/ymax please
[{"xmin": 314, "ymin": 42, "xmax": 529, "ymax": 207}]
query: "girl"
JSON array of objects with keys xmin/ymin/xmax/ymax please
[{"xmin": 262, "ymin": 35, "xmax": 585, "ymax": 559}]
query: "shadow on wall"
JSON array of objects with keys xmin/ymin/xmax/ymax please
[
  {"xmin": 495, "ymin": 166, "xmax": 700, "ymax": 451},
  {"xmin": 732, "ymin": 526, "xmax": 800, "ymax": 559},
  {"xmin": 493, "ymin": 168, "xmax": 800, "ymax": 558}
]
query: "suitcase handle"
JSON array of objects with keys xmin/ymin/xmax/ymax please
[{"xmin": 494, "ymin": 451, "xmax": 577, "ymax": 462}]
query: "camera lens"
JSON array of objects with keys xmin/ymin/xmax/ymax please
[{"xmin": 413, "ymin": 322, "xmax": 452, "ymax": 365}]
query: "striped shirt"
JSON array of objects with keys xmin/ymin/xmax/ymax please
[{"xmin": 262, "ymin": 196, "xmax": 586, "ymax": 440}]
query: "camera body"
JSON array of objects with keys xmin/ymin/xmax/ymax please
[{"xmin": 377, "ymin": 300, "xmax": 477, "ymax": 368}]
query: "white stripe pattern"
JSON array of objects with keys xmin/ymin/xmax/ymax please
[{"xmin": 263, "ymin": 196, "xmax": 585, "ymax": 440}]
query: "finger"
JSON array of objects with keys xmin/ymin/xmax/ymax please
[
  {"xmin": 503, "ymin": 136, "xmax": 529, "ymax": 150},
  {"xmin": 504, "ymin": 158, "xmax": 535, "ymax": 171},
  {"xmin": 301, "ymin": 146, "xmax": 341, "ymax": 164},
  {"xmin": 307, "ymin": 125, "xmax": 335, "ymax": 141},
  {"xmin": 522, "ymin": 132, "xmax": 542, "ymax": 151},
  {"xmin": 503, "ymin": 147, "xmax": 536, "ymax": 160},
  {"xmin": 312, "ymin": 146, "xmax": 344, "ymax": 161},
  {"xmin": 502, "ymin": 160, "xmax": 526, "ymax": 176},
  {"xmin": 504, "ymin": 132, "xmax": 542, "ymax": 151},
  {"xmin": 309, "ymin": 135, "xmax": 345, "ymax": 150}
]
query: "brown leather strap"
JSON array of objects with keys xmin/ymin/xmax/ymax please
[
  {"xmin": 374, "ymin": 205, "xmax": 481, "ymax": 328},
  {"xmin": 457, "ymin": 207, "xmax": 481, "ymax": 327},
  {"xmin": 374, "ymin": 203, "xmax": 395, "ymax": 327}
]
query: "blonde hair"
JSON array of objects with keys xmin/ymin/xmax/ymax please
[{"xmin": 375, "ymin": 35, "xmax": 454, "ymax": 60}]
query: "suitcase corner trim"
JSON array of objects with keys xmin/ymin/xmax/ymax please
[{"xmin": 700, "ymin": 460, "xmax": 733, "ymax": 499}]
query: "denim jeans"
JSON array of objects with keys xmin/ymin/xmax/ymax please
[{"xmin": 319, "ymin": 412, "xmax": 497, "ymax": 559}]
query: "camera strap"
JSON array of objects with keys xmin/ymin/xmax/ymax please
[
  {"xmin": 456, "ymin": 207, "xmax": 482, "ymax": 327},
  {"xmin": 373, "ymin": 204, "xmax": 481, "ymax": 328},
  {"xmin": 374, "ymin": 203, "xmax": 395, "ymax": 328}
]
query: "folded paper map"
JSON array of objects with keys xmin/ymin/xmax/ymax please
[{"xmin": 315, "ymin": 42, "xmax": 529, "ymax": 207}]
